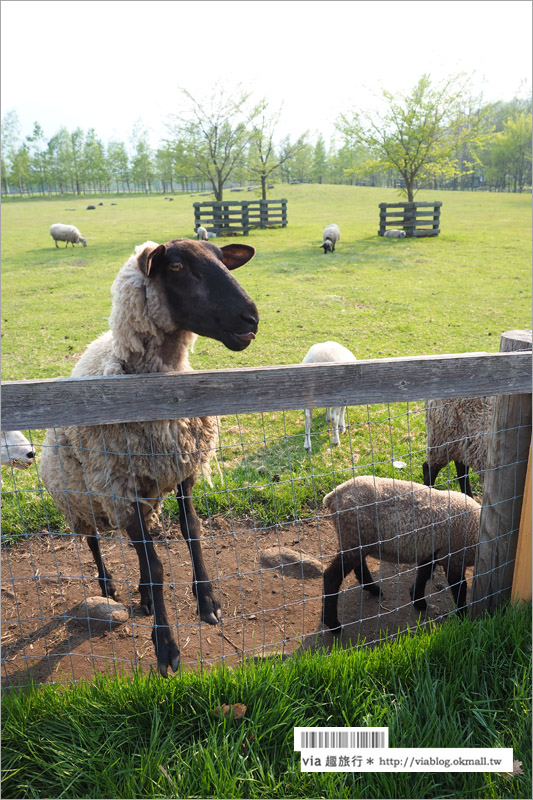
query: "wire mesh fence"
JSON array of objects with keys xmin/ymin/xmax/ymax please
[{"xmin": 1, "ymin": 338, "xmax": 531, "ymax": 688}]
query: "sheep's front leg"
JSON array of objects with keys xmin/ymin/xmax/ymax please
[
  {"xmin": 85, "ymin": 530, "xmax": 117, "ymax": 600},
  {"xmin": 409, "ymin": 559, "xmax": 436, "ymax": 611},
  {"xmin": 126, "ymin": 503, "xmax": 179, "ymax": 678},
  {"xmin": 454, "ymin": 461, "xmax": 473, "ymax": 497},
  {"xmin": 176, "ymin": 474, "xmax": 221, "ymax": 626},
  {"xmin": 329, "ymin": 407, "xmax": 341, "ymax": 446},
  {"xmin": 322, "ymin": 552, "xmax": 345, "ymax": 633}
]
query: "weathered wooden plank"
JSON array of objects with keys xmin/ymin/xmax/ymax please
[
  {"xmin": 471, "ymin": 330, "xmax": 533, "ymax": 615},
  {"xmin": 1, "ymin": 350, "xmax": 531, "ymax": 432}
]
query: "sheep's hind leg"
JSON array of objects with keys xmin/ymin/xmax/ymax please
[
  {"xmin": 84, "ymin": 529, "xmax": 117, "ymax": 600},
  {"xmin": 176, "ymin": 474, "xmax": 221, "ymax": 626},
  {"xmin": 126, "ymin": 503, "xmax": 179, "ymax": 677},
  {"xmin": 445, "ymin": 558, "xmax": 468, "ymax": 616},
  {"xmin": 352, "ymin": 550, "xmax": 381, "ymax": 598}
]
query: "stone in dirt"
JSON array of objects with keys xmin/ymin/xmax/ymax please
[
  {"xmin": 73, "ymin": 596, "xmax": 129, "ymax": 628},
  {"xmin": 259, "ymin": 547, "xmax": 323, "ymax": 579}
]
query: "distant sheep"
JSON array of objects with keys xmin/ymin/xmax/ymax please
[
  {"xmin": 321, "ymin": 224, "xmax": 340, "ymax": 253},
  {"xmin": 302, "ymin": 341, "xmax": 356, "ymax": 451},
  {"xmin": 87, "ymin": 205, "xmax": 96, "ymax": 210},
  {"xmin": 423, "ymin": 397, "xmax": 494, "ymax": 497},
  {"xmin": 196, "ymin": 226, "xmax": 209, "ymax": 241},
  {"xmin": 49, "ymin": 223, "xmax": 87, "ymax": 248},
  {"xmin": 1, "ymin": 431, "xmax": 35, "ymax": 469},
  {"xmin": 383, "ymin": 229, "xmax": 406, "ymax": 239},
  {"xmin": 322, "ymin": 476, "xmax": 481, "ymax": 632}
]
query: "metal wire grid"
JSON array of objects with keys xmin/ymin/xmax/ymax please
[{"xmin": 0, "ymin": 400, "xmax": 527, "ymax": 687}]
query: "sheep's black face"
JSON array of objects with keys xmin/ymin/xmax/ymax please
[{"xmin": 138, "ymin": 239, "xmax": 259, "ymax": 351}]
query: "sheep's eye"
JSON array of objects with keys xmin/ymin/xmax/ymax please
[{"xmin": 168, "ymin": 262, "xmax": 183, "ymax": 272}]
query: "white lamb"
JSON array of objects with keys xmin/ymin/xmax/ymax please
[
  {"xmin": 383, "ymin": 229, "xmax": 406, "ymax": 239},
  {"xmin": 40, "ymin": 238, "xmax": 259, "ymax": 677},
  {"xmin": 50, "ymin": 223, "xmax": 87, "ymax": 248},
  {"xmin": 302, "ymin": 341, "xmax": 357, "ymax": 451},
  {"xmin": 196, "ymin": 226, "xmax": 209, "ymax": 241},
  {"xmin": 1, "ymin": 430, "xmax": 35, "ymax": 469},
  {"xmin": 321, "ymin": 224, "xmax": 341, "ymax": 253}
]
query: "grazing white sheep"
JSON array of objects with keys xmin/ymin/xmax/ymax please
[
  {"xmin": 196, "ymin": 226, "xmax": 209, "ymax": 241},
  {"xmin": 50, "ymin": 223, "xmax": 87, "ymax": 248},
  {"xmin": 1, "ymin": 431, "xmax": 35, "ymax": 469},
  {"xmin": 322, "ymin": 476, "xmax": 481, "ymax": 632},
  {"xmin": 383, "ymin": 229, "xmax": 406, "ymax": 239},
  {"xmin": 321, "ymin": 224, "xmax": 340, "ymax": 253},
  {"xmin": 423, "ymin": 397, "xmax": 494, "ymax": 497},
  {"xmin": 302, "ymin": 341, "xmax": 356, "ymax": 451},
  {"xmin": 40, "ymin": 238, "xmax": 259, "ymax": 677}
]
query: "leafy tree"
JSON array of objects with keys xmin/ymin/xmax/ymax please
[
  {"xmin": 1, "ymin": 109, "xmax": 21, "ymax": 194},
  {"xmin": 311, "ymin": 135, "xmax": 327, "ymax": 184},
  {"xmin": 130, "ymin": 120, "xmax": 155, "ymax": 193},
  {"xmin": 10, "ymin": 143, "xmax": 31, "ymax": 196},
  {"xmin": 247, "ymin": 102, "xmax": 308, "ymax": 198},
  {"xmin": 107, "ymin": 140, "xmax": 130, "ymax": 193},
  {"xmin": 26, "ymin": 122, "xmax": 49, "ymax": 195},
  {"xmin": 168, "ymin": 84, "xmax": 254, "ymax": 200},
  {"xmin": 336, "ymin": 74, "xmax": 488, "ymax": 201}
]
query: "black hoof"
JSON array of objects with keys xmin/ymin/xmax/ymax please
[
  {"xmin": 139, "ymin": 586, "xmax": 154, "ymax": 616},
  {"xmin": 364, "ymin": 583, "xmax": 382, "ymax": 599},
  {"xmin": 100, "ymin": 579, "xmax": 117, "ymax": 600},
  {"xmin": 409, "ymin": 585, "xmax": 428, "ymax": 611},
  {"xmin": 152, "ymin": 627, "xmax": 180, "ymax": 678},
  {"xmin": 197, "ymin": 592, "xmax": 221, "ymax": 625}
]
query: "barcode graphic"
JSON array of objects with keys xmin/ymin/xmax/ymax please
[{"xmin": 297, "ymin": 728, "xmax": 388, "ymax": 749}]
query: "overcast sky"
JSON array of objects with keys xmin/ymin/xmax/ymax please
[{"xmin": 1, "ymin": 0, "xmax": 531, "ymax": 148}]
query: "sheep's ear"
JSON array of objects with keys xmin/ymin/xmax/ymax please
[
  {"xmin": 138, "ymin": 244, "xmax": 166, "ymax": 276},
  {"xmin": 219, "ymin": 244, "xmax": 255, "ymax": 270}
]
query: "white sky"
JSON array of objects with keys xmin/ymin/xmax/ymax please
[{"xmin": 1, "ymin": 0, "xmax": 531, "ymax": 148}]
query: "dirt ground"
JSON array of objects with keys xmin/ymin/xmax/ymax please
[{"xmin": 1, "ymin": 513, "xmax": 472, "ymax": 688}]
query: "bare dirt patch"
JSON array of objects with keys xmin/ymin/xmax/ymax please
[{"xmin": 1, "ymin": 514, "xmax": 471, "ymax": 688}]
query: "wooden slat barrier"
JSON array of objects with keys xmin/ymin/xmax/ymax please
[
  {"xmin": 378, "ymin": 201, "xmax": 442, "ymax": 237},
  {"xmin": 194, "ymin": 199, "xmax": 287, "ymax": 236},
  {"xmin": 1, "ymin": 350, "xmax": 531, "ymax": 432}
]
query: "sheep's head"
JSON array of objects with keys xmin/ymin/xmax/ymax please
[
  {"xmin": 137, "ymin": 239, "xmax": 259, "ymax": 351},
  {"xmin": 321, "ymin": 240, "xmax": 333, "ymax": 253},
  {"xmin": 1, "ymin": 431, "xmax": 36, "ymax": 469},
  {"xmin": 81, "ymin": 238, "xmax": 87, "ymax": 247}
]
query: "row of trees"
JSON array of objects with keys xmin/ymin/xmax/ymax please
[{"xmin": 2, "ymin": 77, "xmax": 531, "ymax": 200}]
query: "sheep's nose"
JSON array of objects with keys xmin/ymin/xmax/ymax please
[
  {"xmin": 27, "ymin": 451, "xmax": 35, "ymax": 459},
  {"xmin": 242, "ymin": 312, "xmax": 259, "ymax": 329}
]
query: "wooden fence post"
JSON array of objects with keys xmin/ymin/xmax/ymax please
[
  {"xmin": 470, "ymin": 329, "xmax": 533, "ymax": 616},
  {"xmin": 193, "ymin": 203, "xmax": 201, "ymax": 231},
  {"xmin": 281, "ymin": 199, "xmax": 288, "ymax": 227},
  {"xmin": 259, "ymin": 199, "xmax": 268, "ymax": 229},
  {"xmin": 511, "ymin": 441, "xmax": 532, "ymax": 603}
]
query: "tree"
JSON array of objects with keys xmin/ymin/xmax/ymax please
[
  {"xmin": 311, "ymin": 135, "xmax": 327, "ymax": 184},
  {"xmin": 107, "ymin": 140, "xmax": 130, "ymax": 193},
  {"xmin": 336, "ymin": 74, "xmax": 488, "ymax": 201},
  {"xmin": 1, "ymin": 109, "xmax": 21, "ymax": 195},
  {"xmin": 83, "ymin": 129, "xmax": 107, "ymax": 192},
  {"xmin": 130, "ymin": 120, "xmax": 155, "ymax": 193},
  {"xmin": 247, "ymin": 102, "xmax": 308, "ymax": 198},
  {"xmin": 168, "ymin": 83, "xmax": 254, "ymax": 200}
]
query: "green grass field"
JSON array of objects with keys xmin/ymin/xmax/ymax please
[
  {"xmin": 1, "ymin": 185, "xmax": 531, "ymax": 533},
  {"xmin": 1, "ymin": 604, "xmax": 531, "ymax": 799}
]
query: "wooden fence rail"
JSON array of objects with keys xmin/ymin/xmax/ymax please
[
  {"xmin": 2, "ymin": 350, "xmax": 531, "ymax": 432},
  {"xmin": 194, "ymin": 199, "xmax": 287, "ymax": 236}
]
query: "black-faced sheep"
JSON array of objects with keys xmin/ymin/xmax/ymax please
[
  {"xmin": 322, "ymin": 476, "xmax": 481, "ymax": 633},
  {"xmin": 321, "ymin": 224, "xmax": 340, "ymax": 253},
  {"xmin": 49, "ymin": 223, "xmax": 87, "ymax": 248},
  {"xmin": 40, "ymin": 238, "xmax": 259, "ymax": 677},
  {"xmin": 302, "ymin": 341, "xmax": 356, "ymax": 451},
  {"xmin": 422, "ymin": 397, "xmax": 494, "ymax": 497},
  {"xmin": 1, "ymin": 430, "xmax": 35, "ymax": 469}
]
